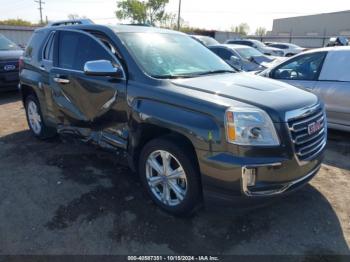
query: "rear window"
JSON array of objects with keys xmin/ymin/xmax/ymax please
[
  {"xmin": 24, "ymin": 31, "xmax": 46, "ymax": 60},
  {"xmin": 0, "ymin": 34, "xmax": 19, "ymax": 51},
  {"xmin": 319, "ymin": 50, "xmax": 350, "ymax": 82}
]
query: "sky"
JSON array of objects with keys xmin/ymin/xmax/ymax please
[{"xmin": 0, "ymin": 0, "xmax": 350, "ymax": 33}]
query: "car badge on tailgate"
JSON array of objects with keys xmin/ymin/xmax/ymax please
[
  {"xmin": 308, "ymin": 119, "xmax": 323, "ymax": 135},
  {"xmin": 4, "ymin": 64, "xmax": 16, "ymax": 71}
]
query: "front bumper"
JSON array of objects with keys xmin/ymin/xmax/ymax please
[
  {"xmin": 241, "ymin": 163, "xmax": 321, "ymax": 197},
  {"xmin": 0, "ymin": 71, "xmax": 19, "ymax": 91},
  {"xmin": 197, "ymin": 148, "xmax": 324, "ymax": 204}
]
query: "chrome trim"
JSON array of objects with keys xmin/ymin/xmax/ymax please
[
  {"xmin": 242, "ymin": 164, "xmax": 321, "ymax": 197},
  {"xmin": 285, "ymin": 103, "xmax": 327, "ymax": 166},
  {"xmin": 297, "ymin": 139, "xmax": 327, "ymax": 158},
  {"xmin": 284, "ymin": 103, "xmax": 321, "ymax": 122},
  {"xmin": 53, "ymin": 77, "xmax": 70, "ymax": 84},
  {"xmin": 294, "ymin": 127, "xmax": 325, "ymax": 145},
  {"xmin": 288, "ymin": 111, "xmax": 324, "ymax": 131}
]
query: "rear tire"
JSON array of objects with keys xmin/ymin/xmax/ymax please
[
  {"xmin": 139, "ymin": 137, "xmax": 202, "ymax": 215},
  {"xmin": 25, "ymin": 94, "xmax": 56, "ymax": 139}
]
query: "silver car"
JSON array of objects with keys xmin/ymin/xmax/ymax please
[
  {"xmin": 225, "ymin": 39, "xmax": 284, "ymax": 57},
  {"xmin": 260, "ymin": 46, "xmax": 350, "ymax": 132}
]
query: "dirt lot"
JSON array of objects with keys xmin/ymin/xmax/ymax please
[{"xmin": 0, "ymin": 91, "xmax": 349, "ymax": 256}]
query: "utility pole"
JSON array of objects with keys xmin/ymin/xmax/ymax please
[
  {"xmin": 177, "ymin": 0, "xmax": 182, "ymax": 30},
  {"xmin": 34, "ymin": 0, "xmax": 45, "ymax": 25}
]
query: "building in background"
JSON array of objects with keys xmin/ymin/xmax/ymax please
[{"xmin": 266, "ymin": 10, "xmax": 350, "ymax": 47}]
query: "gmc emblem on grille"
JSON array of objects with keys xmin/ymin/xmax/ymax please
[
  {"xmin": 308, "ymin": 120, "xmax": 323, "ymax": 135},
  {"xmin": 4, "ymin": 64, "xmax": 16, "ymax": 71}
]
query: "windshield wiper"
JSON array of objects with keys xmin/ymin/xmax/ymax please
[
  {"xmin": 152, "ymin": 70, "xmax": 235, "ymax": 79},
  {"xmin": 152, "ymin": 74, "xmax": 194, "ymax": 79},
  {"xmin": 192, "ymin": 70, "xmax": 235, "ymax": 76}
]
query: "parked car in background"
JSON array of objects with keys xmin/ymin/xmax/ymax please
[
  {"xmin": 20, "ymin": 21, "xmax": 326, "ymax": 215},
  {"xmin": 265, "ymin": 42, "xmax": 306, "ymax": 57},
  {"xmin": 260, "ymin": 46, "xmax": 350, "ymax": 132},
  {"xmin": 0, "ymin": 34, "xmax": 23, "ymax": 92},
  {"xmin": 190, "ymin": 35, "xmax": 219, "ymax": 46},
  {"xmin": 225, "ymin": 39, "xmax": 284, "ymax": 57},
  {"xmin": 209, "ymin": 44, "xmax": 285, "ymax": 72},
  {"xmin": 326, "ymin": 36, "xmax": 349, "ymax": 47}
]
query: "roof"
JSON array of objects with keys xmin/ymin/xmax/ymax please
[
  {"xmin": 36, "ymin": 23, "xmax": 184, "ymax": 36},
  {"xmin": 303, "ymin": 46, "xmax": 350, "ymax": 54},
  {"xmin": 210, "ymin": 44, "xmax": 251, "ymax": 50},
  {"xmin": 108, "ymin": 25, "xmax": 183, "ymax": 34}
]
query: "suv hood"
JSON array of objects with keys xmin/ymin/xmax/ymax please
[
  {"xmin": 0, "ymin": 50, "xmax": 23, "ymax": 61},
  {"xmin": 170, "ymin": 73, "xmax": 318, "ymax": 122}
]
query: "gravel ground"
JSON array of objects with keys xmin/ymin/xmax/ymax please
[{"xmin": 0, "ymin": 91, "xmax": 349, "ymax": 256}]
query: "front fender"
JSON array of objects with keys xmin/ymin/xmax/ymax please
[{"xmin": 131, "ymin": 99, "xmax": 223, "ymax": 151}]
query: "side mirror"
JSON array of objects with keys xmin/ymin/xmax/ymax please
[
  {"xmin": 84, "ymin": 60, "xmax": 123, "ymax": 78},
  {"xmin": 230, "ymin": 55, "xmax": 240, "ymax": 64},
  {"xmin": 229, "ymin": 56, "xmax": 242, "ymax": 70}
]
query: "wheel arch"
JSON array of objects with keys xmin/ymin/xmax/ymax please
[
  {"xmin": 128, "ymin": 123, "xmax": 200, "ymax": 175},
  {"xmin": 20, "ymin": 84, "xmax": 38, "ymax": 104}
]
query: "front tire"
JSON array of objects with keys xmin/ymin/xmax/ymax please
[
  {"xmin": 139, "ymin": 137, "xmax": 202, "ymax": 215},
  {"xmin": 25, "ymin": 94, "xmax": 56, "ymax": 139}
]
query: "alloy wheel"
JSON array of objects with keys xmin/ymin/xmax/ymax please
[
  {"xmin": 27, "ymin": 100, "xmax": 42, "ymax": 135},
  {"xmin": 145, "ymin": 150, "xmax": 188, "ymax": 206}
]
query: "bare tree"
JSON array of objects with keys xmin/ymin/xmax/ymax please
[
  {"xmin": 230, "ymin": 23, "xmax": 250, "ymax": 36},
  {"xmin": 255, "ymin": 27, "xmax": 267, "ymax": 37}
]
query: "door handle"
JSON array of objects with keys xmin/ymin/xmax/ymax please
[{"xmin": 53, "ymin": 77, "xmax": 70, "ymax": 84}]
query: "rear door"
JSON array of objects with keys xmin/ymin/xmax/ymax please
[
  {"xmin": 315, "ymin": 50, "xmax": 350, "ymax": 129},
  {"xmin": 270, "ymin": 52, "xmax": 327, "ymax": 90},
  {"xmin": 50, "ymin": 30, "xmax": 126, "ymax": 127}
]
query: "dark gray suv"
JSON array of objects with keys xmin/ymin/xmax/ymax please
[{"xmin": 19, "ymin": 21, "xmax": 327, "ymax": 215}]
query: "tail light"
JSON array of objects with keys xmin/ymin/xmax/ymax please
[{"xmin": 19, "ymin": 56, "xmax": 24, "ymax": 72}]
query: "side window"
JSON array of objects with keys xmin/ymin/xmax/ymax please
[
  {"xmin": 43, "ymin": 32, "xmax": 55, "ymax": 61},
  {"xmin": 209, "ymin": 47, "xmax": 220, "ymax": 56},
  {"xmin": 242, "ymin": 41, "xmax": 253, "ymax": 47},
  {"xmin": 319, "ymin": 51, "xmax": 350, "ymax": 82},
  {"xmin": 272, "ymin": 52, "xmax": 326, "ymax": 81},
  {"xmin": 58, "ymin": 31, "xmax": 112, "ymax": 71},
  {"xmin": 271, "ymin": 44, "xmax": 287, "ymax": 49},
  {"xmin": 220, "ymin": 48, "xmax": 234, "ymax": 60},
  {"xmin": 24, "ymin": 31, "xmax": 46, "ymax": 60}
]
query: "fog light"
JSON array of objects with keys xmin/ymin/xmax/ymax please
[{"xmin": 243, "ymin": 167, "xmax": 256, "ymax": 187}]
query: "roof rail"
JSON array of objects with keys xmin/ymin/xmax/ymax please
[{"xmin": 48, "ymin": 19, "xmax": 94, "ymax": 27}]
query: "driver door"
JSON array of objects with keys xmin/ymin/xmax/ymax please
[
  {"xmin": 270, "ymin": 52, "xmax": 327, "ymax": 91},
  {"xmin": 49, "ymin": 30, "xmax": 127, "ymax": 127}
]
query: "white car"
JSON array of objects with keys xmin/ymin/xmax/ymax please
[
  {"xmin": 260, "ymin": 46, "xmax": 350, "ymax": 132},
  {"xmin": 225, "ymin": 39, "xmax": 284, "ymax": 57},
  {"xmin": 265, "ymin": 42, "xmax": 306, "ymax": 57}
]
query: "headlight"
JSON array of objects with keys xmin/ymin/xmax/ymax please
[{"xmin": 225, "ymin": 107, "xmax": 280, "ymax": 146}]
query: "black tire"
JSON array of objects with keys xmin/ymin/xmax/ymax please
[
  {"xmin": 25, "ymin": 94, "xmax": 56, "ymax": 139},
  {"xmin": 286, "ymin": 53, "xmax": 294, "ymax": 57},
  {"xmin": 139, "ymin": 137, "xmax": 202, "ymax": 215}
]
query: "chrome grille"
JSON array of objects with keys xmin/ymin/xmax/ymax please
[{"xmin": 287, "ymin": 106, "xmax": 327, "ymax": 162}]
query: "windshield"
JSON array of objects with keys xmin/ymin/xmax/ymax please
[
  {"xmin": 235, "ymin": 47, "xmax": 264, "ymax": 60},
  {"xmin": 119, "ymin": 33, "xmax": 233, "ymax": 78},
  {"xmin": 0, "ymin": 34, "xmax": 19, "ymax": 51},
  {"xmin": 196, "ymin": 36, "xmax": 219, "ymax": 46},
  {"xmin": 252, "ymin": 40, "xmax": 266, "ymax": 48},
  {"xmin": 287, "ymin": 43, "xmax": 301, "ymax": 48}
]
